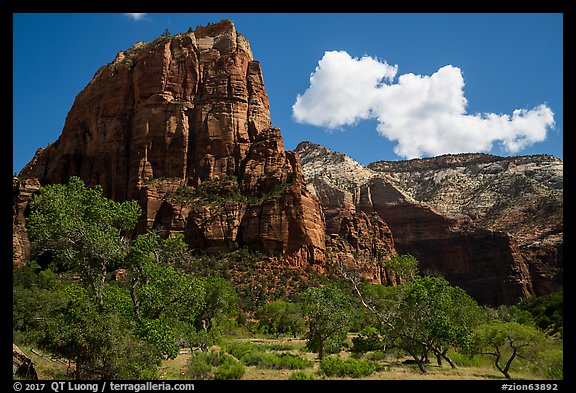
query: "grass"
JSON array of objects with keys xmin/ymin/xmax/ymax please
[
  {"xmin": 20, "ymin": 334, "xmax": 561, "ymax": 381},
  {"xmin": 157, "ymin": 335, "xmax": 559, "ymax": 381}
]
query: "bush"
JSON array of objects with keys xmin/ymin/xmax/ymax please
[
  {"xmin": 351, "ymin": 327, "xmax": 384, "ymax": 353},
  {"xmin": 213, "ymin": 359, "xmax": 245, "ymax": 380},
  {"xmin": 365, "ymin": 350, "xmax": 389, "ymax": 362},
  {"xmin": 222, "ymin": 342, "xmax": 265, "ymax": 359},
  {"xmin": 289, "ymin": 371, "xmax": 316, "ymax": 380},
  {"xmin": 188, "ymin": 352, "xmax": 212, "ymax": 379},
  {"xmin": 188, "ymin": 350, "xmax": 241, "ymax": 379},
  {"xmin": 319, "ymin": 357, "xmax": 376, "ymax": 378},
  {"xmin": 241, "ymin": 350, "xmax": 312, "ymax": 370},
  {"xmin": 531, "ymin": 347, "xmax": 563, "ymax": 379}
]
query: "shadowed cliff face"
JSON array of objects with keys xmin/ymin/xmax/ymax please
[
  {"xmin": 18, "ymin": 20, "xmax": 325, "ymax": 265},
  {"xmin": 297, "ymin": 141, "xmax": 562, "ymax": 305}
]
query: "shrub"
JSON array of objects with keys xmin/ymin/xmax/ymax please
[
  {"xmin": 319, "ymin": 357, "xmax": 376, "ymax": 378},
  {"xmin": 351, "ymin": 327, "xmax": 384, "ymax": 353},
  {"xmin": 222, "ymin": 342, "xmax": 265, "ymax": 359},
  {"xmin": 366, "ymin": 350, "xmax": 389, "ymax": 362},
  {"xmin": 188, "ymin": 350, "xmax": 240, "ymax": 379},
  {"xmin": 241, "ymin": 351, "xmax": 312, "ymax": 370},
  {"xmin": 531, "ymin": 347, "xmax": 563, "ymax": 379},
  {"xmin": 289, "ymin": 371, "xmax": 316, "ymax": 380},
  {"xmin": 213, "ymin": 358, "xmax": 245, "ymax": 380},
  {"xmin": 188, "ymin": 352, "xmax": 212, "ymax": 379}
]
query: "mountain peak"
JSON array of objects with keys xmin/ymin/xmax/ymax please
[{"xmin": 17, "ymin": 20, "xmax": 325, "ymax": 266}]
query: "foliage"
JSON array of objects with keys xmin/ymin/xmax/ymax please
[
  {"xmin": 301, "ymin": 285, "xmax": 353, "ymax": 359},
  {"xmin": 125, "ymin": 231, "xmax": 237, "ymax": 354},
  {"xmin": 485, "ymin": 305, "xmax": 534, "ymax": 325},
  {"xmin": 187, "ymin": 350, "xmax": 244, "ymax": 380},
  {"xmin": 517, "ymin": 292, "xmax": 563, "ymax": 337},
  {"xmin": 27, "ymin": 176, "xmax": 141, "ymax": 309},
  {"xmin": 193, "ymin": 276, "xmax": 238, "ymax": 334},
  {"xmin": 187, "ymin": 352, "xmax": 212, "ymax": 380},
  {"xmin": 222, "ymin": 342, "xmax": 267, "ymax": 360},
  {"xmin": 18, "ymin": 178, "xmax": 240, "ymax": 378},
  {"xmin": 255, "ymin": 300, "xmax": 305, "ymax": 337},
  {"xmin": 213, "ymin": 357, "xmax": 245, "ymax": 380},
  {"xmin": 240, "ymin": 351, "xmax": 312, "ymax": 370},
  {"xmin": 353, "ymin": 274, "xmax": 485, "ymax": 373},
  {"xmin": 289, "ymin": 371, "xmax": 316, "ymax": 380},
  {"xmin": 530, "ymin": 346, "xmax": 563, "ymax": 379},
  {"xmin": 351, "ymin": 327, "xmax": 385, "ymax": 353},
  {"xmin": 399, "ymin": 276, "xmax": 486, "ymax": 360},
  {"xmin": 23, "ymin": 282, "xmax": 159, "ymax": 379},
  {"xmin": 466, "ymin": 321, "xmax": 548, "ymax": 379},
  {"xmin": 383, "ymin": 254, "xmax": 419, "ymax": 282},
  {"xmin": 319, "ymin": 357, "xmax": 377, "ymax": 378}
]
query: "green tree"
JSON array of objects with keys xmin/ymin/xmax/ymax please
[
  {"xmin": 396, "ymin": 276, "xmax": 485, "ymax": 370},
  {"xmin": 517, "ymin": 292, "xmax": 563, "ymax": 337},
  {"xmin": 125, "ymin": 232, "xmax": 207, "ymax": 357},
  {"xmin": 22, "ymin": 281, "xmax": 159, "ymax": 379},
  {"xmin": 256, "ymin": 300, "xmax": 305, "ymax": 337},
  {"xmin": 467, "ymin": 321, "xmax": 547, "ymax": 379},
  {"xmin": 27, "ymin": 176, "xmax": 141, "ymax": 310},
  {"xmin": 281, "ymin": 302, "xmax": 306, "ymax": 338},
  {"xmin": 301, "ymin": 285, "xmax": 352, "ymax": 359},
  {"xmin": 191, "ymin": 277, "xmax": 237, "ymax": 349},
  {"xmin": 343, "ymin": 261, "xmax": 484, "ymax": 373},
  {"xmin": 384, "ymin": 254, "xmax": 419, "ymax": 282}
]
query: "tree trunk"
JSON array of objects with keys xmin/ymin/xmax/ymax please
[
  {"xmin": 441, "ymin": 349, "xmax": 457, "ymax": 369},
  {"xmin": 75, "ymin": 358, "xmax": 81, "ymax": 380},
  {"xmin": 502, "ymin": 350, "xmax": 517, "ymax": 379},
  {"xmin": 443, "ymin": 353, "xmax": 457, "ymax": 369},
  {"xmin": 318, "ymin": 344, "xmax": 325, "ymax": 360},
  {"xmin": 406, "ymin": 348, "xmax": 427, "ymax": 374},
  {"xmin": 436, "ymin": 354, "xmax": 443, "ymax": 366}
]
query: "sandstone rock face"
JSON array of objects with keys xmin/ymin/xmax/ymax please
[
  {"xmin": 368, "ymin": 153, "xmax": 563, "ymax": 298},
  {"xmin": 297, "ymin": 142, "xmax": 561, "ymax": 305},
  {"xmin": 13, "ymin": 177, "xmax": 41, "ymax": 267},
  {"xmin": 18, "ymin": 20, "xmax": 325, "ymax": 265},
  {"xmin": 326, "ymin": 211, "xmax": 399, "ymax": 286},
  {"xmin": 368, "ymin": 153, "xmax": 563, "ymax": 245}
]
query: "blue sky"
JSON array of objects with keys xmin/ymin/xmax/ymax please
[{"xmin": 13, "ymin": 13, "xmax": 563, "ymax": 172}]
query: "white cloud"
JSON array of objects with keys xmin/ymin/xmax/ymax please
[
  {"xmin": 292, "ymin": 51, "xmax": 555, "ymax": 158},
  {"xmin": 124, "ymin": 13, "xmax": 148, "ymax": 21},
  {"xmin": 293, "ymin": 51, "xmax": 397, "ymax": 129}
]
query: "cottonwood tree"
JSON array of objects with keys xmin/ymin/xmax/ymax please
[
  {"xmin": 301, "ymin": 285, "xmax": 352, "ymax": 360},
  {"xmin": 22, "ymin": 178, "xmax": 237, "ymax": 376},
  {"xmin": 341, "ymin": 259, "xmax": 485, "ymax": 373},
  {"xmin": 256, "ymin": 300, "xmax": 305, "ymax": 337},
  {"xmin": 467, "ymin": 321, "xmax": 546, "ymax": 379},
  {"xmin": 27, "ymin": 176, "xmax": 141, "ymax": 310}
]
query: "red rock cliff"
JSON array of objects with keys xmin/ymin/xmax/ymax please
[{"xmin": 19, "ymin": 20, "xmax": 325, "ymax": 265}]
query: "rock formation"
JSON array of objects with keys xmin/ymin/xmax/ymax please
[
  {"xmin": 13, "ymin": 177, "xmax": 41, "ymax": 268},
  {"xmin": 297, "ymin": 142, "xmax": 562, "ymax": 305},
  {"xmin": 368, "ymin": 153, "xmax": 563, "ymax": 298},
  {"xmin": 18, "ymin": 20, "xmax": 325, "ymax": 266}
]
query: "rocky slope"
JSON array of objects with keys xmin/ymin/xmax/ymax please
[
  {"xmin": 18, "ymin": 20, "xmax": 325, "ymax": 267},
  {"xmin": 368, "ymin": 154, "xmax": 563, "ymax": 246},
  {"xmin": 296, "ymin": 142, "xmax": 562, "ymax": 305},
  {"xmin": 368, "ymin": 153, "xmax": 563, "ymax": 296}
]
